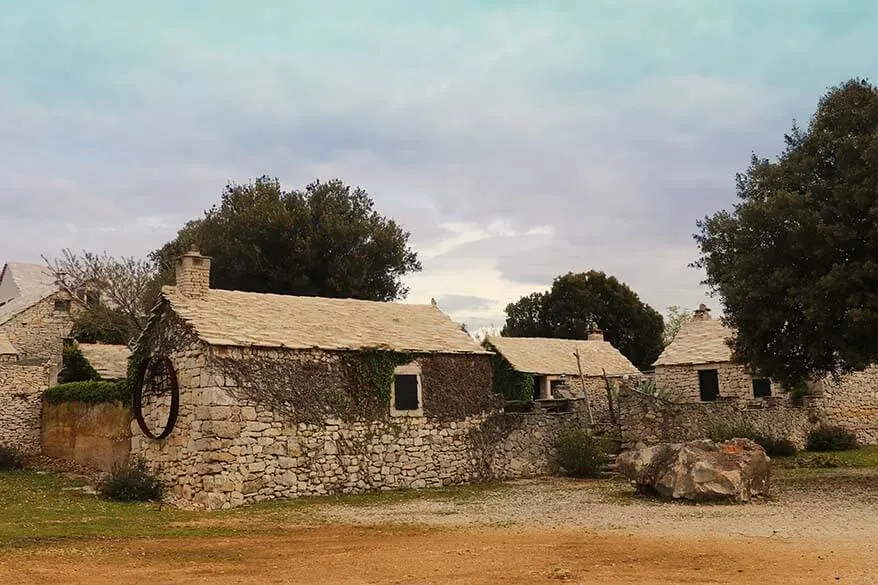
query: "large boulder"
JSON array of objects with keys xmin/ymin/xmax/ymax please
[{"xmin": 616, "ymin": 438, "xmax": 770, "ymax": 502}]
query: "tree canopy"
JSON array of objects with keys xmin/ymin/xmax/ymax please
[
  {"xmin": 501, "ymin": 271, "xmax": 664, "ymax": 371},
  {"xmin": 153, "ymin": 177, "xmax": 421, "ymax": 301},
  {"xmin": 695, "ymin": 78, "xmax": 878, "ymax": 386}
]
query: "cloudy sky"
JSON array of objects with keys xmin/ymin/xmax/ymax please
[{"xmin": 2, "ymin": 2, "xmax": 875, "ymax": 331}]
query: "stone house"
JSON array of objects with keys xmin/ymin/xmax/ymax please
[
  {"xmin": 0, "ymin": 262, "xmax": 77, "ymax": 454},
  {"xmin": 0, "ymin": 262, "xmax": 77, "ymax": 369},
  {"xmin": 653, "ymin": 305, "xmax": 776, "ymax": 402},
  {"xmin": 132, "ymin": 250, "xmax": 579, "ymax": 509},
  {"xmin": 485, "ymin": 333, "xmax": 640, "ymax": 409},
  {"xmin": 654, "ymin": 304, "xmax": 878, "ymax": 444}
]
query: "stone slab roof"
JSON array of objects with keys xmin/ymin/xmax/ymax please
[
  {"xmin": 161, "ymin": 286, "xmax": 490, "ymax": 354},
  {"xmin": 0, "ymin": 334, "xmax": 18, "ymax": 356},
  {"xmin": 653, "ymin": 317, "xmax": 733, "ymax": 367},
  {"xmin": 0, "ymin": 262, "xmax": 59, "ymax": 326},
  {"xmin": 77, "ymin": 343, "xmax": 131, "ymax": 380},
  {"xmin": 485, "ymin": 336, "xmax": 640, "ymax": 377}
]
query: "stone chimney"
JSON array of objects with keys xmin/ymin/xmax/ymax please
[
  {"xmin": 693, "ymin": 304, "xmax": 711, "ymax": 321},
  {"xmin": 587, "ymin": 329, "xmax": 604, "ymax": 341},
  {"xmin": 175, "ymin": 247, "xmax": 211, "ymax": 298}
]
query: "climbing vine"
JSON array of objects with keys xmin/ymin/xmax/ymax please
[
  {"xmin": 344, "ymin": 350, "xmax": 413, "ymax": 407},
  {"xmin": 487, "ymin": 351, "xmax": 534, "ymax": 402}
]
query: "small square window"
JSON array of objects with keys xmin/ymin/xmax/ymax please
[
  {"xmin": 753, "ymin": 379, "xmax": 772, "ymax": 398},
  {"xmin": 393, "ymin": 374, "xmax": 420, "ymax": 411},
  {"xmin": 53, "ymin": 299, "xmax": 71, "ymax": 313}
]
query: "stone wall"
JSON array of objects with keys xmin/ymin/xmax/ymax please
[
  {"xmin": 131, "ymin": 332, "xmax": 592, "ymax": 509},
  {"xmin": 0, "ymin": 293, "xmax": 76, "ymax": 367},
  {"xmin": 42, "ymin": 401, "xmax": 132, "ymax": 471},
  {"xmin": 616, "ymin": 386, "xmax": 813, "ymax": 449},
  {"xmin": 654, "ymin": 362, "xmax": 772, "ymax": 402},
  {"xmin": 811, "ymin": 367, "xmax": 878, "ymax": 445},
  {"xmin": 0, "ymin": 363, "xmax": 50, "ymax": 454}
]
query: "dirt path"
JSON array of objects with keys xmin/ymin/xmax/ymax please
[
  {"xmin": 1, "ymin": 526, "xmax": 874, "ymax": 585},
  {"xmin": 317, "ymin": 473, "xmax": 878, "ymax": 540}
]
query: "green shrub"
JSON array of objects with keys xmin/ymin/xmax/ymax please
[
  {"xmin": 99, "ymin": 457, "xmax": 164, "ymax": 502},
  {"xmin": 554, "ymin": 426, "xmax": 609, "ymax": 478},
  {"xmin": 0, "ymin": 446, "xmax": 26, "ymax": 471},
  {"xmin": 58, "ymin": 344, "xmax": 101, "ymax": 384},
  {"xmin": 44, "ymin": 380, "xmax": 131, "ymax": 406},
  {"xmin": 756, "ymin": 436, "xmax": 798, "ymax": 457},
  {"xmin": 806, "ymin": 425, "xmax": 859, "ymax": 452}
]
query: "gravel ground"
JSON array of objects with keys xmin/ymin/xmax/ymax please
[{"xmin": 315, "ymin": 468, "xmax": 878, "ymax": 541}]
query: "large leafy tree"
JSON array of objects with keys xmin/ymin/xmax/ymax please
[
  {"xmin": 153, "ymin": 177, "xmax": 421, "ymax": 301},
  {"xmin": 695, "ymin": 79, "xmax": 878, "ymax": 386},
  {"xmin": 501, "ymin": 271, "xmax": 664, "ymax": 370}
]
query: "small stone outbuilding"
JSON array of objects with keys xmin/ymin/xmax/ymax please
[
  {"xmin": 653, "ymin": 305, "xmax": 776, "ymax": 402},
  {"xmin": 485, "ymin": 333, "xmax": 640, "ymax": 420},
  {"xmin": 132, "ymin": 250, "xmax": 579, "ymax": 509},
  {"xmin": 653, "ymin": 304, "xmax": 878, "ymax": 444}
]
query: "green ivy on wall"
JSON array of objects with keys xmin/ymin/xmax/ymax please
[
  {"xmin": 488, "ymin": 351, "xmax": 534, "ymax": 402},
  {"xmin": 347, "ymin": 350, "xmax": 413, "ymax": 405}
]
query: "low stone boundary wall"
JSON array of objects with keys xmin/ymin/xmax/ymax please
[
  {"xmin": 811, "ymin": 367, "xmax": 878, "ymax": 445},
  {"xmin": 0, "ymin": 363, "xmax": 50, "ymax": 454},
  {"xmin": 42, "ymin": 401, "xmax": 132, "ymax": 472},
  {"xmin": 616, "ymin": 386, "xmax": 814, "ymax": 448}
]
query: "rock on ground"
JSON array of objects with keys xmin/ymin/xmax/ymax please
[{"xmin": 616, "ymin": 438, "xmax": 770, "ymax": 502}]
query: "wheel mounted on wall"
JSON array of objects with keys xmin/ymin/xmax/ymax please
[{"xmin": 133, "ymin": 355, "xmax": 180, "ymax": 440}]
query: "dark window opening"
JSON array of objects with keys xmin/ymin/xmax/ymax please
[
  {"xmin": 698, "ymin": 369, "xmax": 719, "ymax": 402},
  {"xmin": 54, "ymin": 299, "xmax": 71, "ymax": 313},
  {"xmin": 393, "ymin": 374, "xmax": 420, "ymax": 411},
  {"xmin": 533, "ymin": 376, "xmax": 542, "ymax": 399},
  {"xmin": 752, "ymin": 378, "xmax": 772, "ymax": 398}
]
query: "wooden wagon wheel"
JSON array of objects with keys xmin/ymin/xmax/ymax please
[{"xmin": 133, "ymin": 355, "xmax": 180, "ymax": 440}]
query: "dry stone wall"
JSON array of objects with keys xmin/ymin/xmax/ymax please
[
  {"xmin": 0, "ymin": 363, "xmax": 50, "ymax": 454},
  {"xmin": 0, "ymin": 294, "xmax": 75, "ymax": 366},
  {"xmin": 811, "ymin": 367, "xmax": 878, "ymax": 445},
  {"xmin": 616, "ymin": 386, "xmax": 813, "ymax": 449}
]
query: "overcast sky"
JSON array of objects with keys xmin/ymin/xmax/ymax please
[{"xmin": 2, "ymin": 2, "xmax": 876, "ymax": 331}]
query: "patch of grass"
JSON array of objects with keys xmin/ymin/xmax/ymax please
[
  {"xmin": 826, "ymin": 445, "xmax": 878, "ymax": 467},
  {"xmin": 0, "ymin": 470, "xmax": 509, "ymax": 549},
  {"xmin": 0, "ymin": 471, "xmax": 227, "ymax": 549},
  {"xmin": 773, "ymin": 446, "xmax": 878, "ymax": 469}
]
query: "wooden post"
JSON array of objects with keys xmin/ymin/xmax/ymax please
[
  {"xmin": 602, "ymin": 367, "xmax": 616, "ymax": 425},
  {"xmin": 574, "ymin": 349, "xmax": 594, "ymax": 425}
]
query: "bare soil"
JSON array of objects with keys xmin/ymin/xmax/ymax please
[
  {"xmin": 2, "ymin": 471, "xmax": 876, "ymax": 584},
  {"xmin": 0, "ymin": 526, "xmax": 873, "ymax": 585}
]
